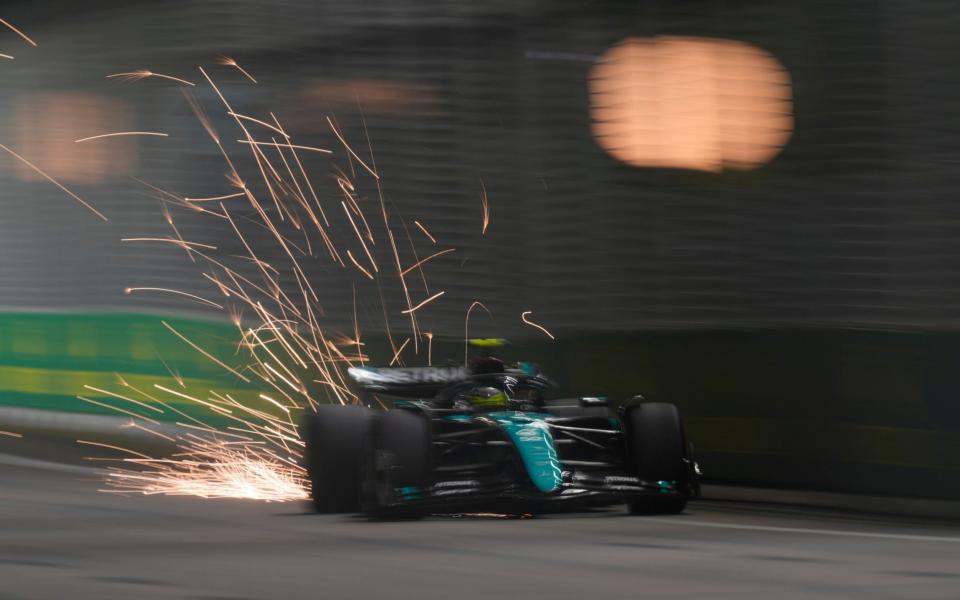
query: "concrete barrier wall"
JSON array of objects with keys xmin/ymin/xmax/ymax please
[
  {"xmin": 524, "ymin": 331, "xmax": 960, "ymax": 500},
  {"xmin": 3, "ymin": 311, "xmax": 956, "ymax": 500}
]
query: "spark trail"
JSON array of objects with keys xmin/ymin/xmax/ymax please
[
  {"xmin": 521, "ymin": 311, "xmax": 555, "ymax": 340},
  {"xmin": 216, "ymin": 55, "xmax": 257, "ymax": 83},
  {"xmin": 76, "ymin": 132, "xmax": 169, "ymax": 143},
  {"xmin": 0, "ymin": 143, "xmax": 107, "ymax": 221},
  {"xmin": 107, "ymin": 70, "xmax": 195, "ymax": 86},
  {"xmin": 0, "ymin": 17, "xmax": 37, "ymax": 46},
  {"xmin": 75, "ymin": 58, "xmax": 553, "ymax": 503}
]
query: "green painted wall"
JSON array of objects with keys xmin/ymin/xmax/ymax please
[{"xmin": 0, "ymin": 313, "xmax": 260, "ymax": 423}]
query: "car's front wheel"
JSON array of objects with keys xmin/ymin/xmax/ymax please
[
  {"xmin": 624, "ymin": 401, "xmax": 689, "ymax": 515},
  {"xmin": 304, "ymin": 404, "xmax": 371, "ymax": 513},
  {"xmin": 361, "ymin": 408, "xmax": 431, "ymax": 519}
]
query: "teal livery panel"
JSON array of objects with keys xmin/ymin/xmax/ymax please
[{"xmin": 489, "ymin": 412, "xmax": 563, "ymax": 493}]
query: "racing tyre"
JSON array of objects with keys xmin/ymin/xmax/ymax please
[
  {"xmin": 304, "ymin": 404, "xmax": 371, "ymax": 513},
  {"xmin": 361, "ymin": 409, "xmax": 431, "ymax": 519},
  {"xmin": 625, "ymin": 402, "xmax": 688, "ymax": 515}
]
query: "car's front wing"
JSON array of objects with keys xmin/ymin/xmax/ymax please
[{"xmin": 380, "ymin": 468, "xmax": 692, "ymax": 513}]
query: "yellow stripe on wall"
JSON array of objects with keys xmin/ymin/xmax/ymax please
[{"xmin": 0, "ymin": 364, "xmax": 264, "ymax": 409}]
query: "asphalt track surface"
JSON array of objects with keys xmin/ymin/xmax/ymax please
[{"xmin": 2, "ymin": 460, "xmax": 959, "ymax": 600}]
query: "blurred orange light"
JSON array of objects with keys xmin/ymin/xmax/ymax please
[
  {"xmin": 11, "ymin": 93, "xmax": 134, "ymax": 184},
  {"xmin": 590, "ymin": 36, "xmax": 793, "ymax": 172},
  {"xmin": 283, "ymin": 79, "xmax": 444, "ymax": 132}
]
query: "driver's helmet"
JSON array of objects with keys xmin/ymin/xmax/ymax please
[{"xmin": 462, "ymin": 386, "xmax": 509, "ymax": 411}]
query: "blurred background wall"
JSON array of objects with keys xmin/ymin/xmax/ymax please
[{"xmin": 1, "ymin": 0, "xmax": 959, "ymax": 497}]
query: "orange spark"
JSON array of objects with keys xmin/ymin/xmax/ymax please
[
  {"xmin": 185, "ymin": 192, "xmax": 246, "ymax": 202},
  {"xmin": 0, "ymin": 143, "xmax": 107, "ymax": 221},
  {"xmin": 0, "ymin": 18, "xmax": 37, "ymax": 46},
  {"xmin": 228, "ymin": 112, "xmax": 289, "ymax": 137},
  {"xmin": 339, "ymin": 179, "xmax": 373, "ymax": 243},
  {"xmin": 78, "ymin": 62, "xmax": 505, "ymax": 502},
  {"xmin": 245, "ymin": 326, "xmax": 303, "ymax": 383},
  {"xmin": 389, "ymin": 338, "xmax": 411, "ymax": 366},
  {"xmin": 521, "ymin": 310, "xmax": 555, "ymax": 340},
  {"xmin": 157, "ymin": 355, "xmax": 186, "ymax": 388},
  {"xmin": 183, "ymin": 88, "xmax": 221, "ymax": 145},
  {"xmin": 0, "ymin": 53, "xmax": 12, "ymax": 60},
  {"xmin": 326, "ymin": 116, "xmax": 379, "ymax": 179},
  {"xmin": 262, "ymin": 363, "xmax": 301, "ymax": 394},
  {"xmin": 0, "ymin": 430, "xmax": 22, "ymax": 438},
  {"xmin": 104, "ymin": 449, "xmax": 307, "ymax": 501},
  {"xmin": 106, "ymin": 70, "xmax": 195, "ymax": 86},
  {"xmin": 161, "ymin": 202, "xmax": 196, "ymax": 264},
  {"xmin": 280, "ymin": 112, "xmax": 330, "ymax": 229},
  {"xmin": 77, "ymin": 396, "xmax": 161, "ymax": 426},
  {"xmin": 387, "ymin": 226, "xmax": 420, "ymax": 352},
  {"xmin": 154, "ymin": 384, "xmax": 232, "ymax": 414},
  {"xmin": 258, "ymin": 393, "xmax": 291, "ymax": 414},
  {"xmin": 75, "ymin": 131, "xmax": 169, "ymax": 143},
  {"xmin": 400, "ymin": 247, "xmax": 455, "ymax": 277},
  {"xmin": 347, "ymin": 250, "xmax": 375, "ymax": 280},
  {"xmin": 83, "ymin": 385, "xmax": 164, "ymax": 414},
  {"xmin": 124, "ymin": 287, "xmax": 224, "ymax": 310},
  {"xmin": 216, "ymin": 55, "xmax": 257, "ymax": 83},
  {"xmin": 414, "ymin": 220, "xmax": 436, "ymax": 244},
  {"xmin": 76, "ymin": 440, "xmax": 152, "ymax": 459},
  {"xmin": 400, "ymin": 217, "xmax": 431, "ymax": 297},
  {"xmin": 352, "ymin": 284, "xmax": 365, "ymax": 366},
  {"xmin": 120, "ymin": 421, "xmax": 177, "ymax": 443},
  {"xmin": 342, "ymin": 201, "xmax": 378, "ymax": 273},
  {"xmin": 235, "ymin": 139, "xmax": 331, "ymax": 154},
  {"xmin": 480, "ymin": 178, "xmax": 490, "ymax": 234},
  {"xmin": 401, "ymin": 290, "xmax": 445, "ymax": 315},
  {"xmin": 121, "ymin": 237, "xmax": 217, "ymax": 250},
  {"xmin": 161, "ymin": 321, "xmax": 251, "ymax": 383},
  {"xmin": 464, "ymin": 301, "xmax": 492, "ymax": 365}
]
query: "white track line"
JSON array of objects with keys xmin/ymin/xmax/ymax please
[{"xmin": 655, "ymin": 518, "xmax": 960, "ymax": 544}]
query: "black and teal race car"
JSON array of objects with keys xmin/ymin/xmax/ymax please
[{"xmin": 304, "ymin": 342, "xmax": 700, "ymax": 518}]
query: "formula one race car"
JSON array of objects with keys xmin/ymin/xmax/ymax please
[{"xmin": 304, "ymin": 340, "xmax": 699, "ymax": 518}]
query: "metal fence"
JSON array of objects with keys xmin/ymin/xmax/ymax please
[{"xmin": 1, "ymin": 0, "xmax": 959, "ymax": 338}]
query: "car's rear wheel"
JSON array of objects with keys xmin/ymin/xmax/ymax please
[
  {"xmin": 304, "ymin": 404, "xmax": 370, "ymax": 513},
  {"xmin": 624, "ymin": 401, "xmax": 689, "ymax": 515},
  {"xmin": 361, "ymin": 408, "xmax": 431, "ymax": 519}
]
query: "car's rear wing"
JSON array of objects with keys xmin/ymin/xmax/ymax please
[{"xmin": 347, "ymin": 366, "xmax": 469, "ymax": 397}]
